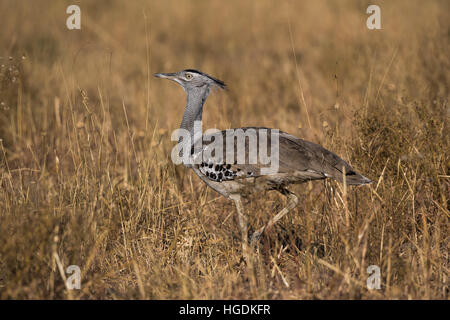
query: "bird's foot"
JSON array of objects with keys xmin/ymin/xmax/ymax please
[{"xmin": 250, "ymin": 228, "xmax": 265, "ymax": 246}]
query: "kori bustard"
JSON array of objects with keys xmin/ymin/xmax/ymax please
[{"xmin": 154, "ymin": 69, "xmax": 371, "ymax": 257}]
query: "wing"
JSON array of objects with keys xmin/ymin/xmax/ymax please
[
  {"xmin": 192, "ymin": 127, "xmax": 268, "ymax": 182},
  {"xmin": 191, "ymin": 128, "xmax": 370, "ymax": 185},
  {"xmin": 278, "ymin": 132, "xmax": 370, "ymax": 184}
]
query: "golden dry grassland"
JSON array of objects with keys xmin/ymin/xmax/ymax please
[{"xmin": 0, "ymin": 0, "xmax": 448, "ymax": 299}]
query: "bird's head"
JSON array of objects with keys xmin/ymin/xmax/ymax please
[{"xmin": 153, "ymin": 69, "xmax": 226, "ymax": 92}]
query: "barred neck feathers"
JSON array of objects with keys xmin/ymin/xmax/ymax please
[{"xmin": 180, "ymin": 85, "xmax": 211, "ymax": 136}]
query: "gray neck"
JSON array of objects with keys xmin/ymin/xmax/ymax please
[{"xmin": 180, "ymin": 85, "xmax": 211, "ymax": 137}]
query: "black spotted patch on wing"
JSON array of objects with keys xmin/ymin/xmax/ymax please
[{"xmin": 198, "ymin": 162, "xmax": 251, "ymax": 182}]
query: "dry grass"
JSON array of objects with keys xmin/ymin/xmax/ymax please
[{"xmin": 0, "ymin": 0, "xmax": 448, "ymax": 299}]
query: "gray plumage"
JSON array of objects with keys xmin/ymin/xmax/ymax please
[{"xmin": 154, "ymin": 69, "xmax": 371, "ymax": 255}]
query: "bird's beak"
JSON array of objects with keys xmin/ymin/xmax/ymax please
[{"xmin": 153, "ymin": 72, "xmax": 177, "ymax": 80}]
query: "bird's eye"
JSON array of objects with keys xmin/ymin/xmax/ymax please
[{"xmin": 185, "ymin": 73, "xmax": 193, "ymax": 80}]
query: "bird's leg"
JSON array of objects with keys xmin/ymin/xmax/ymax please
[
  {"xmin": 250, "ymin": 189, "xmax": 299, "ymax": 245},
  {"xmin": 230, "ymin": 195, "xmax": 250, "ymax": 261}
]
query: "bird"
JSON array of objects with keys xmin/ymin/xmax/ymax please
[{"xmin": 154, "ymin": 69, "xmax": 371, "ymax": 257}]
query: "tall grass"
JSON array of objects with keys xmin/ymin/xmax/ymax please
[{"xmin": 0, "ymin": 0, "xmax": 448, "ymax": 299}]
